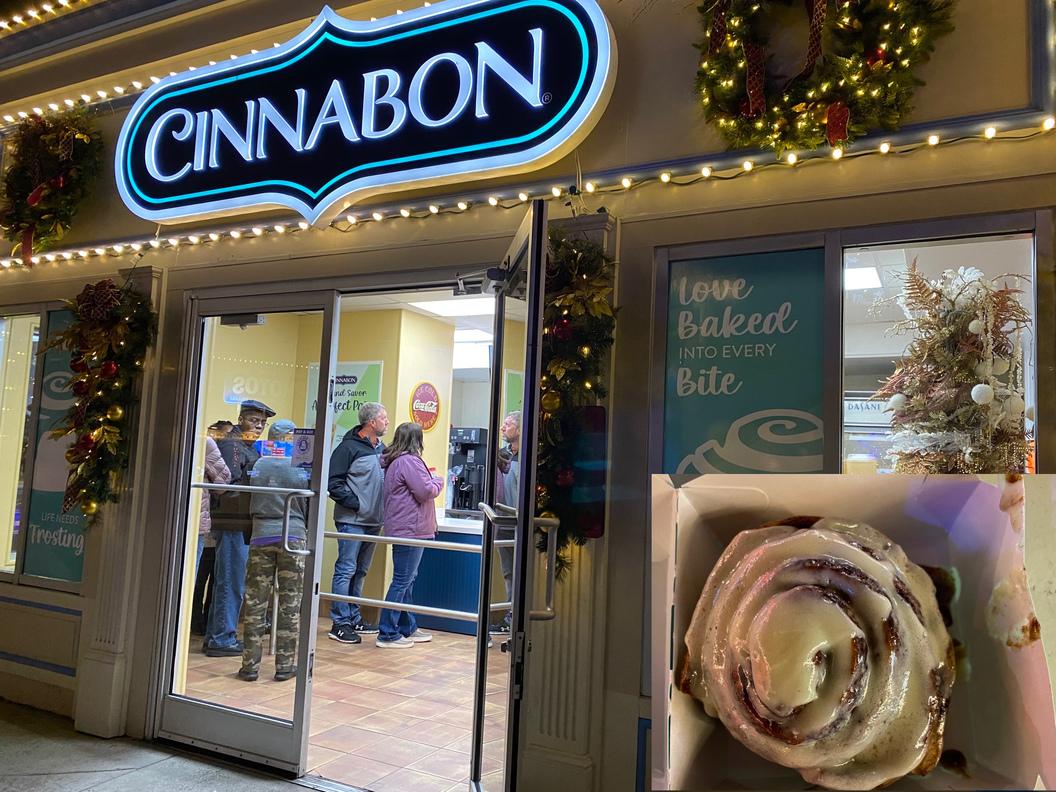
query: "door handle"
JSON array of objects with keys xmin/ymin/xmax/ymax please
[
  {"xmin": 282, "ymin": 490, "xmax": 314, "ymax": 556},
  {"xmin": 479, "ymin": 502, "xmax": 518, "ymax": 528},
  {"xmin": 529, "ymin": 514, "xmax": 559, "ymax": 621}
]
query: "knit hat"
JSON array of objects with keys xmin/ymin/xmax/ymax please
[{"xmin": 269, "ymin": 419, "xmax": 297, "ymax": 440}]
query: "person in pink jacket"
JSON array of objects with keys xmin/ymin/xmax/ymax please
[
  {"xmin": 197, "ymin": 423, "xmax": 231, "ymax": 572},
  {"xmin": 376, "ymin": 422, "xmax": 444, "ymax": 648}
]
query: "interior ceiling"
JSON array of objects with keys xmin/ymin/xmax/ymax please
[
  {"xmin": 339, "ymin": 288, "xmax": 527, "ymax": 335},
  {"xmin": 843, "ymin": 234, "xmax": 1034, "ymax": 331}
]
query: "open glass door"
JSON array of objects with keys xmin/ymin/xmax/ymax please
[
  {"xmin": 471, "ymin": 199, "xmax": 550, "ymax": 791},
  {"xmin": 157, "ymin": 290, "xmax": 339, "ymax": 774}
]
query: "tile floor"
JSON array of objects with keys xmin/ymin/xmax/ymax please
[{"xmin": 184, "ymin": 621, "xmax": 510, "ymax": 791}]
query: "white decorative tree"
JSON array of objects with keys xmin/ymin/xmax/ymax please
[{"xmin": 874, "ymin": 263, "xmax": 1031, "ymax": 474}]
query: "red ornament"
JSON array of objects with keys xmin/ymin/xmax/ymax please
[
  {"xmin": 71, "ymin": 380, "xmax": 90, "ymax": 397},
  {"xmin": 556, "ymin": 469, "xmax": 574, "ymax": 487},
  {"xmin": 866, "ymin": 48, "xmax": 887, "ymax": 68},
  {"xmin": 75, "ymin": 433, "xmax": 96, "ymax": 452},
  {"xmin": 826, "ymin": 100, "xmax": 850, "ymax": 147},
  {"xmin": 70, "ymin": 357, "xmax": 89, "ymax": 374},
  {"xmin": 100, "ymin": 360, "xmax": 118, "ymax": 378},
  {"xmin": 554, "ymin": 320, "xmax": 573, "ymax": 341}
]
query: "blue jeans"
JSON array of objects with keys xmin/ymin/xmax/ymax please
[
  {"xmin": 379, "ymin": 543, "xmax": 427, "ymax": 642},
  {"xmin": 204, "ymin": 530, "xmax": 249, "ymax": 649},
  {"xmin": 330, "ymin": 523, "xmax": 381, "ymax": 627},
  {"xmin": 195, "ymin": 535, "xmax": 205, "ymax": 576}
]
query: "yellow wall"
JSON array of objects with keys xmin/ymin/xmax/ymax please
[
  {"xmin": 0, "ymin": 315, "xmax": 37, "ymax": 573},
  {"xmin": 395, "ymin": 310, "xmax": 455, "ymax": 477},
  {"xmin": 501, "ymin": 318, "xmax": 526, "ymax": 416},
  {"xmin": 199, "ymin": 313, "xmax": 305, "ymax": 430}
]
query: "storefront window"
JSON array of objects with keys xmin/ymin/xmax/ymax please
[
  {"xmin": 0, "ymin": 314, "xmax": 40, "ymax": 574},
  {"xmin": 842, "ymin": 234, "xmax": 1035, "ymax": 473}
]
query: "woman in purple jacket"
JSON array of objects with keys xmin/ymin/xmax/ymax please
[{"xmin": 376, "ymin": 422, "xmax": 445, "ymax": 648}]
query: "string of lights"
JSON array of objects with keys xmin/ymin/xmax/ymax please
[
  {"xmin": 2, "ymin": 115, "xmax": 1054, "ymax": 271},
  {"xmin": 0, "ymin": 0, "xmax": 94, "ymax": 39}
]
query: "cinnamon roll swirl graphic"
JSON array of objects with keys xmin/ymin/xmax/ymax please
[
  {"xmin": 675, "ymin": 409, "xmax": 824, "ymax": 474},
  {"xmin": 680, "ymin": 518, "xmax": 955, "ymax": 790}
]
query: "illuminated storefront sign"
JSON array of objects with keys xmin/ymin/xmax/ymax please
[{"xmin": 115, "ymin": 0, "xmax": 616, "ymax": 224}]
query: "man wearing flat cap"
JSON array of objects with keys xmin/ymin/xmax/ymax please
[{"xmin": 204, "ymin": 399, "xmax": 274, "ymax": 656}]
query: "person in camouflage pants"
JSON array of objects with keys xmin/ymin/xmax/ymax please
[
  {"xmin": 241, "ymin": 541, "xmax": 306, "ymax": 680},
  {"xmin": 239, "ymin": 419, "xmax": 311, "ymax": 682}
]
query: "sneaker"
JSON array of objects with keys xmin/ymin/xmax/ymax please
[
  {"xmin": 351, "ymin": 621, "xmax": 380, "ymax": 634},
  {"xmin": 204, "ymin": 641, "xmax": 244, "ymax": 657},
  {"xmin": 405, "ymin": 629, "xmax": 432, "ymax": 643},
  {"xmin": 237, "ymin": 667, "xmax": 258, "ymax": 682},
  {"xmin": 328, "ymin": 624, "xmax": 362, "ymax": 644},
  {"xmin": 376, "ymin": 636, "xmax": 414, "ymax": 648},
  {"xmin": 489, "ymin": 623, "xmax": 511, "ymax": 635},
  {"xmin": 274, "ymin": 666, "xmax": 297, "ymax": 682}
]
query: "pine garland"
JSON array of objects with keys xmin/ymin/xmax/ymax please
[
  {"xmin": 873, "ymin": 262, "xmax": 1031, "ymax": 474},
  {"xmin": 0, "ymin": 106, "xmax": 103, "ymax": 255},
  {"xmin": 535, "ymin": 228, "xmax": 617, "ymax": 575},
  {"xmin": 42, "ymin": 278, "xmax": 158, "ymax": 526},
  {"xmin": 696, "ymin": 0, "xmax": 956, "ymax": 154}
]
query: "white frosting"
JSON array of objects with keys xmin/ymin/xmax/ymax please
[{"xmin": 682, "ymin": 518, "xmax": 955, "ymax": 790}]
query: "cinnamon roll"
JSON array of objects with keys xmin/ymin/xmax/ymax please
[{"xmin": 680, "ymin": 517, "xmax": 955, "ymax": 790}]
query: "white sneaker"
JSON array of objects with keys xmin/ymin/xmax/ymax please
[
  {"xmin": 376, "ymin": 636, "xmax": 414, "ymax": 648},
  {"xmin": 406, "ymin": 629, "xmax": 433, "ymax": 643}
]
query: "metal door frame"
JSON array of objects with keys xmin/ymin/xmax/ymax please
[
  {"xmin": 154, "ymin": 289, "xmax": 339, "ymax": 774},
  {"xmin": 470, "ymin": 199, "xmax": 550, "ymax": 791}
]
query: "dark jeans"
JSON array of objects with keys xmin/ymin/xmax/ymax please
[
  {"xmin": 496, "ymin": 527, "xmax": 515, "ymax": 627},
  {"xmin": 330, "ymin": 523, "xmax": 380, "ymax": 627},
  {"xmin": 378, "ymin": 543, "xmax": 427, "ymax": 642},
  {"xmin": 191, "ymin": 544, "xmax": 215, "ymax": 634}
]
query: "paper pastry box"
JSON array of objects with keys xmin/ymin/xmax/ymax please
[{"xmin": 651, "ymin": 474, "xmax": 1056, "ymax": 791}]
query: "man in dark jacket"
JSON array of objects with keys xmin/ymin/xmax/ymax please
[
  {"xmin": 203, "ymin": 399, "xmax": 273, "ymax": 656},
  {"xmin": 326, "ymin": 402, "xmax": 388, "ymax": 644}
]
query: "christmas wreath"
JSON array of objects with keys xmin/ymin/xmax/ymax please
[
  {"xmin": 536, "ymin": 228, "xmax": 617, "ymax": 574},
  {"xmin": 696, "ymin": 0, "xmax": 956, "ymax": 154},
  {"xmin": 42, "ymin": 278, "xmax": 158, "ymax": 526},
  {"xmin": 0, "ymin": 106, "xmax": 103, "ymax": 256}
]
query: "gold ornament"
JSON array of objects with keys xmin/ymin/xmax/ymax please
[
  {"xmin": 540, "ymin": 391, "xmax": 562, "ymax": 413},
  {"xmin": 81, "ymin": 500, "xmax": 98, "ymax": 516},
  {"xmin": 106, "ymin": 404, "xmax": 125, "ymax": 421},
  {"xmin": 538, "ymin": 510, "xmax": 558, "ymax": 520}
]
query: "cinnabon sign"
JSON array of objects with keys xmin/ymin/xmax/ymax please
[
  {"xmin": 410, "ymin": 382, "xmax": 441, "ymax": 431},
  {"xmin": 114, "ymin": 0, "xmax": 616, "ymax": 225}
]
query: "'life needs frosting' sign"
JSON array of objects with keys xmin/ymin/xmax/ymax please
[
  {"xmin": 115, "ymin": 0, "xmax": 616, "ymax": 225},
  {"xmin": 663, "ymin": 249, "xmax": 826, "ymax": 475}
]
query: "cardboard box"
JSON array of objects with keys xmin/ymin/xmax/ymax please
[{"xmin": 652, "ymin": 474, "xmax": 1056, "ymax": 791}]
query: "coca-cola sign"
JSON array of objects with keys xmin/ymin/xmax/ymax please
[
  {"xmin": 114, "ymin": 0, "xmax": 616, "ymax": 225},
  {"xmin": 410, "ymin": 382, "xmax": 441, "ymax": 431}
]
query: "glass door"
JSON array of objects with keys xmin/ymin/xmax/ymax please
[
  {"xmin": 157, "ymin": 291, "xmax": 339, "ymax": 773},
  {"xmin": 471, "ymin": 199, "xmax": 550, "ymax": 791}
]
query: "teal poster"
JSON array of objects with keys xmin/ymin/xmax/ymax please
[
  {"xmin": 663, "ymin": 250, "xmax": 825, "ymax": 474},
  {"xmin": 23, "ymin": 311, "xmax": 86, "ymax": 582}
]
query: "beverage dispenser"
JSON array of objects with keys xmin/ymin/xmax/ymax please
[{"xmin": 447, "ymin": 427, "xmax": 489, "ymax": 515}]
